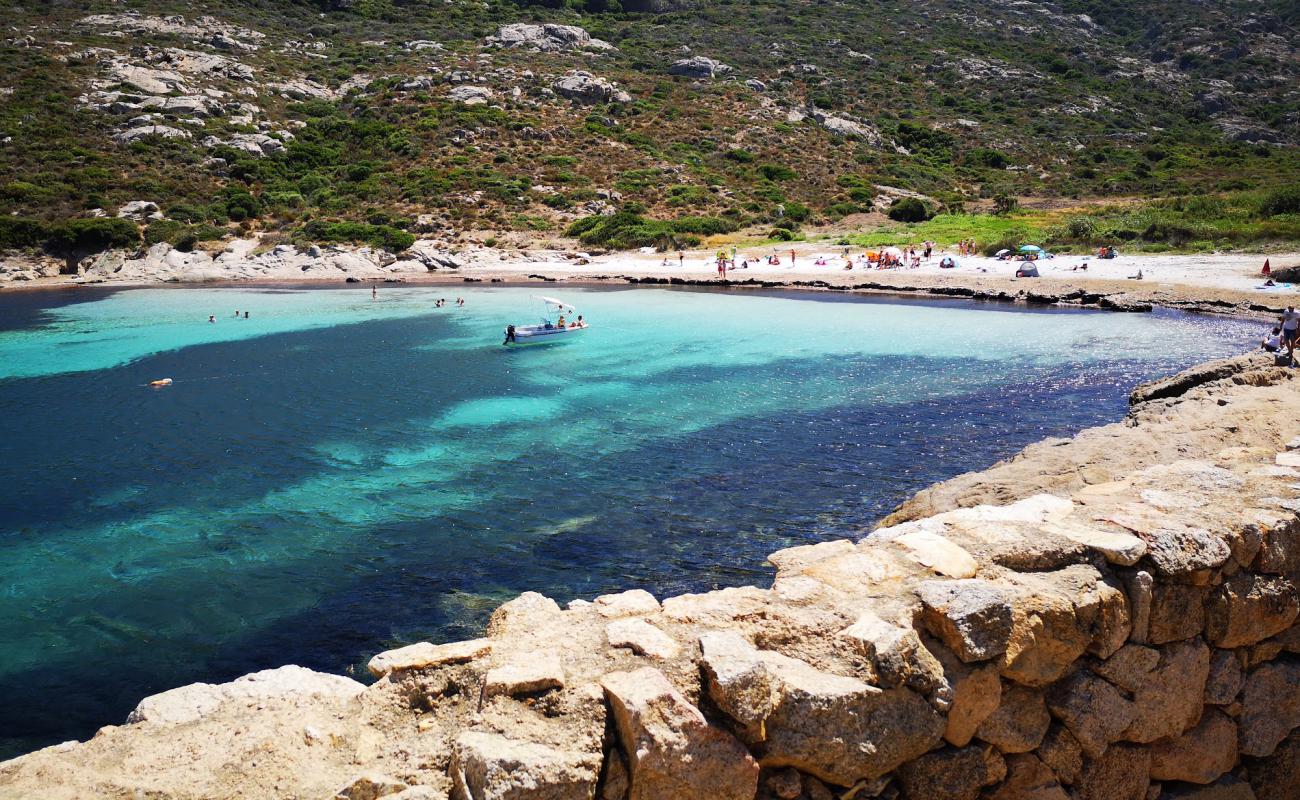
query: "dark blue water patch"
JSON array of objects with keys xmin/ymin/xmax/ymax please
[
  {"xmin": 0, "ymin": 287, "xmax": 127, "ymax": 333},
  {"xmin": 0, "ymin": 350, "xmax": 1218, "ymax": 757}
]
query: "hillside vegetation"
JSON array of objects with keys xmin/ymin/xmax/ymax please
[{"xmin": 0, "ymin": 0, "xmax": 1297, "ymax": 257}]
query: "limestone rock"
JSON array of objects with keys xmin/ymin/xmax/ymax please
[
  {"xmin": 605, "ymin": 619, "xmax": 679, "ymax": 659},
  {"xmin": 1206, "ymin": 648, "xmax": 1244, "ymax": 705},
  {"xmin": 488, "ymin": 24, "xmax": 613, "ymax": 53},
  {"xmin": 127, "ymin": 665, "xmax": 364, "ymax": 726},
  {"xmin": 593, "ymin": 590, "xmax": 660, "ymax": 619},
  {"xmin": 1122, "ymin": 639, "xmax": 1210, "ymax": 744},
  {"xmin": 334, "ymin": 774, "xmax": 408, "ymax": 800},
  {"xmin": 1148, "ymin": 583, "xmax": 1207, "ymax": 644},
  {"xmin": 667, "ymin": 56, "xmax": 732, "ymax": 79},
  {"xmin": 601, "ymin": 667, "xmax": 758, "ymax": 800},
  {"xmin": 116, "ymin": 200, "xmax": 158, "ymax": 219},
  {"xmin": 448, "ymin": 86, "xmax": 493, "ymax": 105},
  {"xmin": 1142, "ymin": 524, "xmax": 1232, "ymax": 577},
  {"xmin": 986, "ymin": 753, "xmax": 1070, "ymax": 800},
  {"xmin": 553, "ymin": 72, "xmax": 631, "ymax": 104},
  {"xmin": 1239, "ymin": 659, "xmax": 1300, "ymax": 757},
  {"xmin": 917, "ymin": 579, "xmax": 1015, "ymax": 662},
  {"xmin": 114, "ymin": 125, "xmax": 191, "ymax": 144},
  {"xmin": 976, "ymin": 685, "xmax": 1050, "ymax": 753},
  {"xmin": 1036, "ymin": 724, "xmax": 1083, "ymax": 786},
  {"xmin": 367, "ymin": 638, "xmax": 490, "ymax": 677},
  {"xmin": 488, "ymin": 592, "xmax": 563, "ymax": 637},
  {"xmin": 1074, "ymin": 743, "xmax": 1150, "ymax": 800},
  {"xmin": 840, "ymin": 611, "xmax": 946, "ymax": 693},
  {"xmin": 483, "ymin": 652, "xmax": 565, "ymax": 697},
  {"xmin": 450, "ymin": 731, "xmax": 599, "ymax": 800},
  {"xmin": 1247, "ymin": 727, "xmax": 1300, "ymax": 800},
  {"xmin": 599, "ymin": 749, "xmax": 629, "ymax": 800},
  {"xmin": 1205, "ymin": 574, "xmax": 1300, "ymax": 648},
  {"xmin": 934, "ymin": 645, "xmax": 1001, "ymax": 746},
  {"xmin": 892, "ymin": 530, "xmax": 978, "ymax": 578},
  {"xmin": 896, "ymin": 744, "xmax": 1006, "ymax": 800},
  {"xmin": 1046, "ymin": 670, "xmax": 1135, "ymax": 758},
  {"xmin": 1149, "ymin": 708, "xmax": 1237, "ymax": 784},
  {"xmin": 699, "ymin": 631, "xmax": 942, "ymax": 785}
]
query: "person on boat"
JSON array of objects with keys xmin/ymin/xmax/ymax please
[
  {"xmin": 503, "ymin": 325, "xmax": 517, "ymax": 345},
  {"xmin": 557, "ymin": 314, "xmax": 566, "ymax": 328},
  {"xmin": 576, "ymin": 315, "xmax": 585, "ymax": 328}
]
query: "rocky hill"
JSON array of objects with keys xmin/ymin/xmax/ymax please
[{"xmin": 0, "ymin": 0, "xmax": 1297, "ymax": 256}]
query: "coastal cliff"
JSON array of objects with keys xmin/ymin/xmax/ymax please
[{"xmin": 4, "ymin": 353, "xmax": 1300, "ymax": 800}]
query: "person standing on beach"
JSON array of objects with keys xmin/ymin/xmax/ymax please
[
  {"xmin": 790, "ymin": 248, "xmax": 796, "ymax": 267},
  {"xmin": 1281, "ymin": 306, "xmax": 1300, "ymax": 363},
  {"xmin": 678, "ymin": 250, "xmax": 684, "ymax": 267}
]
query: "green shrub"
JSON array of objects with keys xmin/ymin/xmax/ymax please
[
  {"xmin": 724, "ymin": 149, "xmax": 755, "ymax": 163},
  {"xmin": 968, "ymin": 148, "xmax": 1010, "ymax": 169},
  {"xmin": 218, "ymin": 187, "xmax": 261, "ymax": 222},
  {"xmin": 758, "ymin": 163, "xmax": 796, "ymax": 181},
  {"xmin": 45, "ymin": 218, "xmax": 139, "ymax": 254},
  {"xmin": 992, "ymin": 193, "xmax": 1020, "ymax": 215},
  {"xmin": 1261, "ymin": 187, "xmax": 1300, "ymax": 218},
  {"xmin": 298, "ymin": 220, "xmax": 415, "ymax": 251},
  {"xmin": 0, "ymin": 217, "xmax": 50, "ymax": 249},
  {"xmin": 783, "ymin": 201, "xmax": 811, "ymax": 222},
  {"xmin": 564, "ymin": 209, "xmax": 712, "ymax": 250},
  {"xmin": 887, "ymin": 197, "xmax": 931, "ymax": 223}
]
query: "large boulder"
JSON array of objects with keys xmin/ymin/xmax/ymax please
[
  {"xmin": 1205, "ymin": 574, "xmax": 1300, "ymax": 648},
  {"xmin": 488, "ymin": 24, "xmax": 613, "ymax": 52},
  {"xmin": 1240, "ymin": 659, "xmax": 1300, "ymax": 757},
  {"xmin": 975, "ymin": 685, "xmax": 1051, "ymax": 753},
  {"xmin": 1121, "ymin": 639, "xmax": 1210, "ymax": 743},
  {"xmin": 114, "ymin": 125, "xmax": 191, "ymax": 144},
  {"xmin": 917, "ymin": 579, "xmax": 1015, "ymax": 663},
  {"xmin": 896, "ymin": 744, "xmax": 1006, "ymax": 800},
  {"xmin": 1148, "ymin": 708, "xmax": 1237, "ymax": 784},
  {"xmin": 699, "ymin": 631, "xmax": 943, "ymax": 785},
  {"xmin": 450, "ymin": 731, "xmax": 600, "ymax": 800},
  {"xmin": 127, "ymin": 665, "xmax": 364, "ymax": 726},
  {"xmin": 1073, "ymin": 743, "xmax": 1150, "ymax": 800},
  {"xmin": 667, "ymin": 56, "xmax": 732, "ymax": 79},
  {"xmin": 553, "ymin": 72, "xmax": 631, "ymax": 104},
  {"xmin": 1248, "ymin": 728, "xmax": 1300, "ymax": 800},
  {"xmin": 448, "ymin": 86, "xmax": 494, "ymax": 106},
  {"xmin": 839, "ymin": 611, "xmax": 946, "ymax": 694},
  {"xmin": 1045, "ymin": 671, "xmax": 1135, "ymax": 758},
  {"xmin": 600, "ymin": 667, "xmax": 758, "ymax": 800},
  {"xmin": 933, "ymin": 644, "xmax": 1001, "ymax": 746},
  {"xmin": 986, "ymin": 754, "xmax": 1070, "ymax": 800}
]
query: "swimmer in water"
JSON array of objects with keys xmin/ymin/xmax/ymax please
[{"xmin": 208, "ymin": 315, "xmax": 215, "ymax": 323}]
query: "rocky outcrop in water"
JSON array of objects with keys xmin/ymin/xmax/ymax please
[{"xmin": 4, "ymin": 354, "xmax": 1300, "ymax": 800}]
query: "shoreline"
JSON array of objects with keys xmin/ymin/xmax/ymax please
[{"xmin": 3, "ymin": 241, "xmax": 1298, "ymax": 321}]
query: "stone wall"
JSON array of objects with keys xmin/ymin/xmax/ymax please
[{"xmin": 4, "ymin": 352, "xmax": 1300, "ymax": 800}]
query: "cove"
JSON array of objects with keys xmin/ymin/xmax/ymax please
[{"xmin": 0, "ymin": 285, "xmax": 1258, "ymax": 758}]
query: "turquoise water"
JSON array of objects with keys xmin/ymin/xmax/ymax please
[{"xmin": 0, "ymin": 285, "xmax": 1257, "ymax": 756}]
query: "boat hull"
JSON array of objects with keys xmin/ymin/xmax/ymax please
[{"xmin": 504, "ymin": 325, "xmax": 587, "ymax": 345}]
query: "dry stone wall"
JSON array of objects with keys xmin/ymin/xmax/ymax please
[{"xmin": 4, "ymin": 353, "xmax": 1300, "ymax": 800}]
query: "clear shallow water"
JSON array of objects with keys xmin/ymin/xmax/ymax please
[{"xmin": 0, "ymin": 285, "xmax": 1259, "ymax": 756}]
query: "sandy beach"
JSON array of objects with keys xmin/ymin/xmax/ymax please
[{"xmin": 5, "ymin": 240, "xmax": 1300, "ymax": 315}]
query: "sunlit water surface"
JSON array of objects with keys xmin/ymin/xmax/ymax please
[{"xmin": 0, "ymin": 285, "xmax": 1259, "ymax": 756}]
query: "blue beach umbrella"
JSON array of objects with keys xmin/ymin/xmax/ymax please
[{"xmin": 1018, "ymin": 244, "xmax": 1044, "ymax": 254}]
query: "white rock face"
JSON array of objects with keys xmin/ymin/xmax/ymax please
[
  {"xmin": 447, "ymin": 86, "xmax": 494, "ymax": 105},
  {"xmin": 113, "ymin": 125, "xmax": 192, "ymax": 144},
  {"xmin": 487, "ymin": 24, "xmax": 614, "ymax": 53},
  {"xmin": 667, "ymin": 56, "xmax": 733, "ymax": 79},
  {"xmin": 553, "ymin": 72, "xmax": 631, "ymax": 104},
  {"xmin": 127, "ymin": 665, "xmax": 364, "ymax": 726}
]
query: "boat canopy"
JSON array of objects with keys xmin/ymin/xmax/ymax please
[{"xmin": 535, "ymin": 295, "xmax": 576, "ymax": 311}]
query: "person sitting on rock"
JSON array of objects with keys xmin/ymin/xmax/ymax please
[{"xmin": 1263, "ymin": 327, "xmax": 1283, "ymax": 353}]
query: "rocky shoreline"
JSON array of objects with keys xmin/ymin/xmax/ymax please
[{"xmin": 3, "ymin": 352, "xmax": 1300, "ymax": 800}]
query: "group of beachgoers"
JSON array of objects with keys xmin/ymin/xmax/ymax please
[
  {"xmin": 208, "ymin": 310, "xmax": 251, "ymax": 323},
  {"xmin": 1262, "ymin": 305, "xmax": 1300, "ymax": 364},
  {"xmin": 680, "ymin": 243, "xmax": 950, "ymax": 277}
]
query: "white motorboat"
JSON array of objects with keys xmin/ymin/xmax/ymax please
[{"xmin": 503, "ymin": 296, "xmax": 588, "ymax": 345}]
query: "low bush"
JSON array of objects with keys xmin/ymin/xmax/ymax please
[
  {"xmin": 887, "ymin": 197, "xmax": 931, "ymax": 223},
  {"xmin": 45, "ymin": 218, "xmax": 139, "ymax": 254},
  {"xmin": 758, "ymin": 163, "xmax": 796, "ymax": 181},
  {"xmin": 298, "ymin": 220, "xmax": 416, "ymax": 251},
  {"xmin": 1261, "ymin": 187, "xmax": 1300, "ymax": 218},
  {"xmin": 564, "ymin": 209, "xmax": 721, "ymax": 250},
  {"xmin": 0, "ymin": 217, "xmax": 50, "ymax": 249}
]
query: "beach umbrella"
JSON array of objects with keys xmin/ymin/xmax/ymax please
[
  {"xmin": 995, "ymin": 249, "xmax": 1010, "ymax": 256},
  {"xmin": 882, "ymin": 246, "xmax": 905, "ymax": 259},
  {"xmin": 1018, "ymin": 244, "xmax": 1044, "ymax": 254}
]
